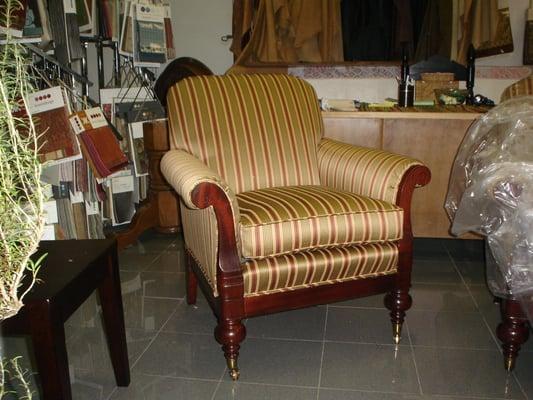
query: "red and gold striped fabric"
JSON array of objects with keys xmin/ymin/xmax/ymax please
[
  {"xmin": 237, "ymin": 185, "xmax": 403, "ymax": 259},
  {"xmin": 242, "ymin": 242, "xmax": 398, "ymax": 296},
  {"xmin": 500, "ymin": 74, "xmax": 533, "ymax": 102},
  {"xmin": 181, "ymin": 204, "xmax": 221, "ymax": 295},
  {"xmin": 166, "ymin": 74, "xmax": 323, "ymax": 194},
  {"xmin": 317, "ymin": 138, "xmax": 424, "ymax": 204},
  {"xmin": 161, "ymin": 149, "xmax": 239, "ymax": 215}
]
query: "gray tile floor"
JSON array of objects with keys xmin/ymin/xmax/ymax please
[{"xmin": 2, "ymin": 234, "xmax": 532, "ymax": 399}]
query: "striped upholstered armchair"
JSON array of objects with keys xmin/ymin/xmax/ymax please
[{"xmin": 161, "ymin": 73, "xmax": 430, "ymax": 380}]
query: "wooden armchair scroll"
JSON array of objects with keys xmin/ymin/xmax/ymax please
[{"xmin": 161, "ymin": 73, "xmax": 431, "ymax": 380}]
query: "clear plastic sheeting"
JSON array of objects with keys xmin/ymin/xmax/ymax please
[{"xmin": 445, "ymin": 96, "xmax": 533, "ymax": 321}]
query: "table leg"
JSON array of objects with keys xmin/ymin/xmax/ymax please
[
  {"xmin": 98, "ymin": 252, "xmax": 130, "ymax": 386},
  {"xmin": 496, "ymin": 298, "xmax": 529, "ymax": 371},
  {"xmin": 27, "ymin": 302, "xmax": 72, "ymax": 400}
]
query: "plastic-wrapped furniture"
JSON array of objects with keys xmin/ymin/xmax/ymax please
[
  {"xmin": 161, "ymin": 73, "xmax": 430, "ymax": 379},
  {"xmin": 446, "ymin": 96, "xmax": 533, "ymax": 370}
]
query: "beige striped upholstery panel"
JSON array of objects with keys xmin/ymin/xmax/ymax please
[
  {"xmin": 166, "ymin": 74, "xmax": 323, "ymax": 194},
  {"xmin": 317, "ymin": 139, "xmax": 424, "ymax": 204},
  {"xmin": 242, "ymin": 242, "xmax": 398, "ymax": 296},
  {"xmin": 181, "ymin": 204, "xmax": 220, "ymax": 296},
  {"xmin": 237, "ymin": 185, "xmax": 402, "ymax": 259}
]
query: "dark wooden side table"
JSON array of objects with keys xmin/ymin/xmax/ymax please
[{"xmin": 1, "ymin": 238, "xmax": 130, "ymax": 400}]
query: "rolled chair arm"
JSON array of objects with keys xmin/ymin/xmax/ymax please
[
  {"xmin": 317, "ymin": 138, "xmax": 428, "ymax": 204},
  {"xmin": 161, "ymin": 150, "xmax": 239, "ymax": 217},
  {"xmin": 161, "ymin": 150, "xmax": 243, "ymax": 285}
]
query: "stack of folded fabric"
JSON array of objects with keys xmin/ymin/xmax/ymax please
[{"xmin": 69, "ymin": 107, "xmax": 129, "ymax": 178}]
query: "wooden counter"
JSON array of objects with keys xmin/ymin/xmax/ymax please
[{"xmin": 322, "ymin": 110, "xmax": 483, "ymax": 238}]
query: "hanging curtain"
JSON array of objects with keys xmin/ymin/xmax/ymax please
[
  {"xmin": 414, "ymin": 0, "xmax": 454, "ymax": 62},
  {"xmin": 231, "ymin": 0, "xmax": 343, "ymax": 66},
  {"xmin": 414, "ymin": 0, "xmax": 511, "ymax": 65},
  {"xmin": 456, "ymin": 0, "xmax": 513, "ymax": 64},
  {"xmin": 230, "ymin": 0, "xmax": 256, "ymax": 60}
]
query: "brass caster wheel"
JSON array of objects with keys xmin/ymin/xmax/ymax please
[
  {"xmin": 229, "ymin": 368, "xmax": 240, "ymax": 381},
  {"xmin": 392, "ymin": 323, "xmax": 402, "ymax": 345},
  {"xmin": 227, "ymin": 358, "xmax": 240, "ymax": 381}
]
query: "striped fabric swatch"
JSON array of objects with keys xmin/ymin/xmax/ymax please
[
  {"xmin": 500, "ymin": 75, "xmax": 533, "ymax": 101},
  {"xmin": 181, "ymin": 204, "xmax": 221, "ymax": 295},
  {"xmin": 242, "ymin": 242, "xmax": 398, "ymax": 296},
  {"xmin": 166, "ymin": 74, "xmax": 323, "ymax": 194},
  {"xmin": 237, "ymin": 185, "xmax": 403, "ymax": 259},
  {"xmin": 317, "ymin": 139, "xmax": 423, "ymax": 204}
]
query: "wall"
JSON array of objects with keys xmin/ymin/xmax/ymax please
[{"xmin": 167, "ymin": 0, "xmax": 233, "ymax": 74}]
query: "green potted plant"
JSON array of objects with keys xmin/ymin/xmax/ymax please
[{"xmin": 0, "ymin": 0, "xmax": 47, "ymax": 397}]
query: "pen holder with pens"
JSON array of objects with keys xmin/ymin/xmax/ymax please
[{"xmin": 398, "ymin": 82, "xmax": 414, "ymax": 107}]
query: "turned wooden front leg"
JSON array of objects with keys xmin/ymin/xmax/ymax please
[
  {"xmin": 385, "ymin": 289, "xmax": 412, "ymax": 344},
  {"xmin": 496, "ymin": 298, "xmax": 529, "ymax": 371},
  {"xmin": 215, "ymin": 318, "xmax": 246, "ymax": 380}
]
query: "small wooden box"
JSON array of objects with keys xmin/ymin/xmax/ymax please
[{"xmin": 415, "ymin": 73, "xmax": 458, "ymax": 101}]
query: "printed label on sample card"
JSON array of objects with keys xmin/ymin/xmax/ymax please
[
  {"xmin": 69, "ymin": 190, "xmax": 84, "ymax": 204},
  {"xmin": 41, "ymin": 224, "xmax": 56, "ymax": 241},
  {"xmin": 27, "ymin": 87, "xmax": 66, "ymax": 114},
  {"xmin": 136, "ymin": 3, "xmax": 165, "ymax": 22},
  {"xmin": 111, "ymin": 174, "xmax": 134, "ymax": 194},
  {"xmin": 85, "ymin": 107, "xmax": 108, "ymax": 128},
  {"xmin": 85, "ymin": 201, "xmax": 100, "ymax": 215},
  {"xmin": 69, "ymin": 115, "xmax": 85, "ymax": 134},
  {"xmin": 63, "ymin": 0, "xmax": 76, "ymax": 14},
  {"xmin": 43, "ymin": 200, "xmax": 59, "ymax": 224},
  {"xmin": 70, "ymin": 107, "xmax": 109, "ymax": 132}
]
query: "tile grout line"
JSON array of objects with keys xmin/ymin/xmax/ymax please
[
  {"xmin": 210, "ymin": 366, "xmax": 228, "ymax": 400},
  {"xmin": 109, "ymin": 239, "xmax": 180, "ymax": 400},
  {"xmin": 105, "ymin": 296, "xmax": 182, "ymax": 400},
  {"xmin": 128, "ymin": 300, "xmax": 182, "ymax": 371},
  {"xmin": 445, "ymin": 247, "xmax": 502, "ymax": 351},
  {"xmin": 405, "ymin": 321, "xmax": 424, "ymax": 396},
  {"xmin": 316, "ymin": 305, "xmax": 329, "ymax": 400}
]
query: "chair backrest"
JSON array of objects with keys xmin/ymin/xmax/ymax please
[{"xmin": 166, "ymin": 73, "xmax": 323, "ymax": 194}]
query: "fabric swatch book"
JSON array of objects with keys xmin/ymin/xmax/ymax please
[
  {"xmin": 119, "ymin": 0, "xmax": 134, "ymax": 56},
  {"xmin": 27, "ymin": 86, "xmax": 82, "ymax": 165},
  {"xmin": 0, "ymin": 0, "xmax": 28, "ymax": 37},
  {"xmin": 70, "ymin": 107, "xmax": 129, "ymax": 179},
  {"xmin": 47, "ymin": 0, "xmax": 83, "ymax": 63},
  {"xmin": 75, "ymin": 0, "xmax": 92, "ymax": 32},
  {"xmin": 22, "ymin": 0, "xmax": 43, "ymax": 38},
  {"xmin": 133, "ymin": 3, "xmax": 166, "ymax": 66}
]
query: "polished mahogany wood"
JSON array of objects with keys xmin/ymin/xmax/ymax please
[
  {"xmin": 1, "ymin": 239, "xmax": 130, "ymax": 400},
  {"xmin": 186, "ymin": 252, "xmax": 198, "ymax": 305},
  {"xmin": 114, "ymin": 121, "xmax": 181, "ymax": 250},
  {"xmin": 186, "ymin": 163, "xmax": 431, "ymax": 378},
  {"xmin": 497, "ymin": 297, "xmax": 530, "ymax": 371}
]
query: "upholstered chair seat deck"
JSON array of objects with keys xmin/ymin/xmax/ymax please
[{"xmin": 161, "ymin": 73, "xmax": 430, "ymax": 380}]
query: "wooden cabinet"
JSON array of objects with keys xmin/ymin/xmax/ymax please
[
  {"xmin": 114, "ymin": 120, "xmax": 181, "ymax": 250},
  {"xmin": 323, "ymin": 111, "xmax": 482, "ymax": 238}
]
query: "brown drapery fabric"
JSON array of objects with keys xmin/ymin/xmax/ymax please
[
  {"xmin": 231, "ymin": 0, "xmax": 343, "ymax": 66},
  {"xmin": 414, "ymin": 0, "xmax": 511, "ymax": 65}
]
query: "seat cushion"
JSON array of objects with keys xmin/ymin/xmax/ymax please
[
  {"xmin": 237, "ymin": 185, "xmax": 403, "ymax": 259},
  {"xmin": 242, "ymin": 242, "xmax": 398, "ymax": 296}
]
